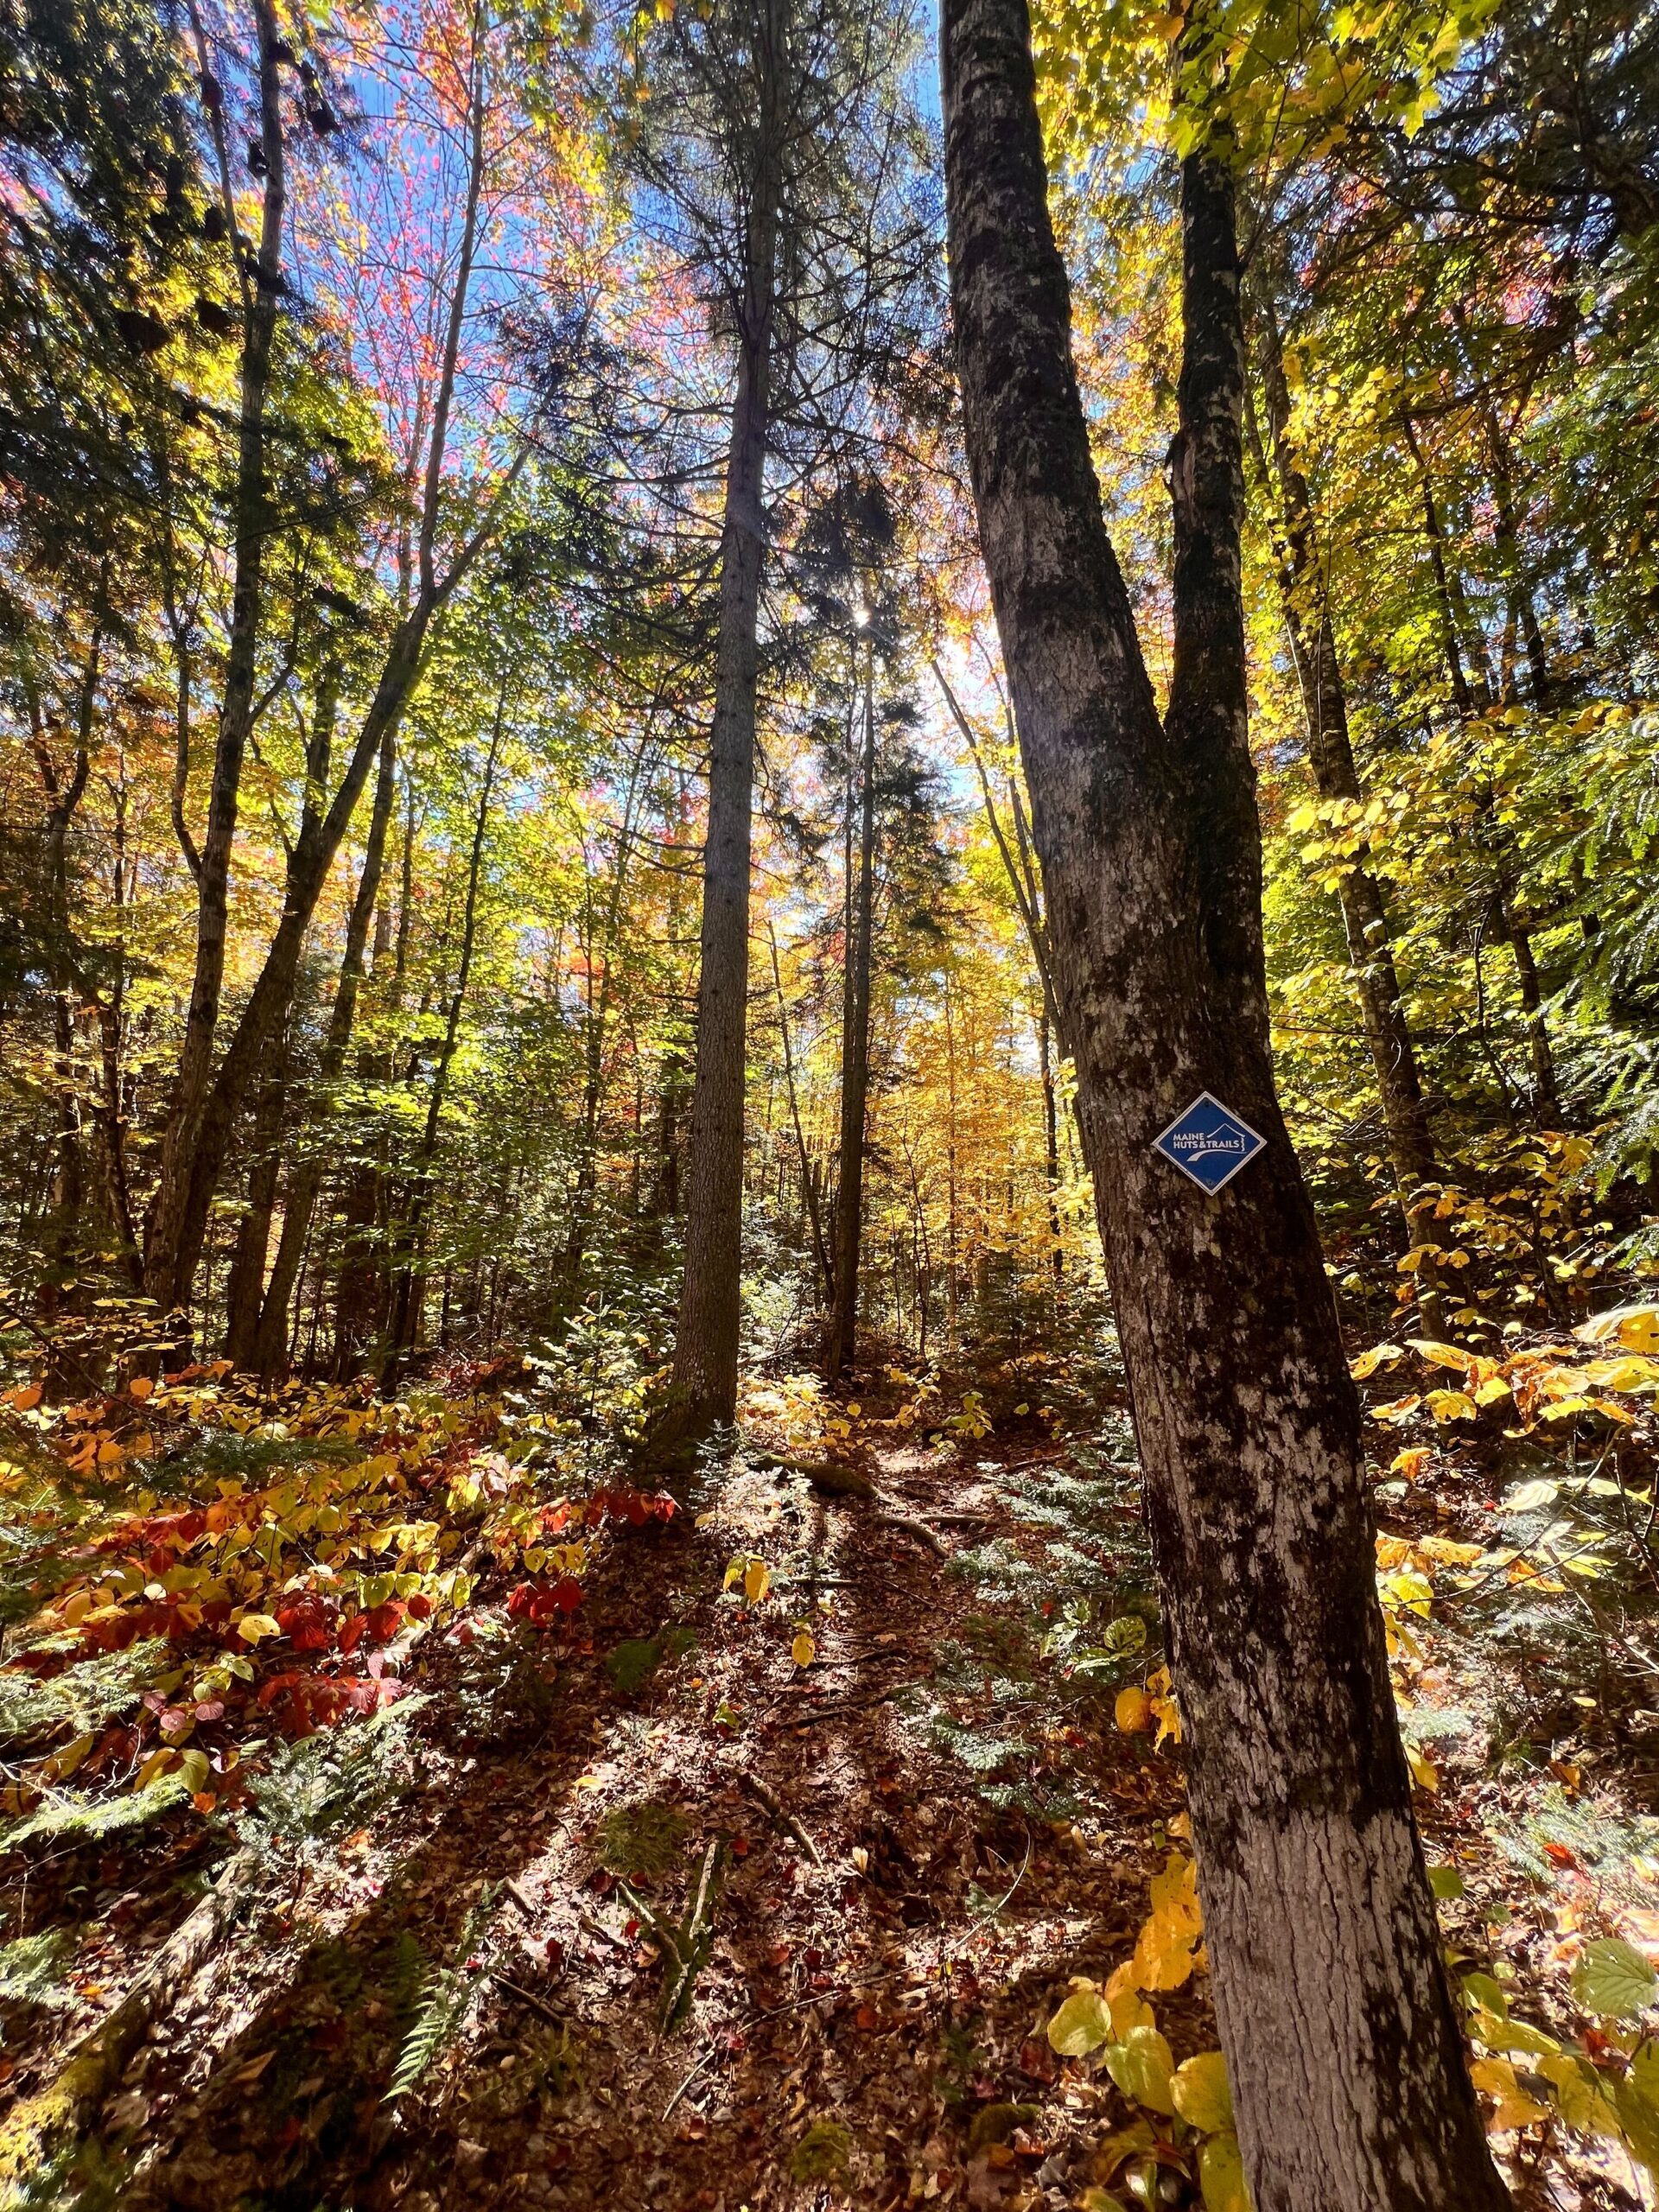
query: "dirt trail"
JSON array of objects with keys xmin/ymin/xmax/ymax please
[{"xmin": 86, "ymin": 1429, "xmax": 1191, "ymax": 2211}]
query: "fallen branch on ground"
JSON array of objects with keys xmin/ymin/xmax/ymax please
[{"xmin": 741, "ymin": 1771, "xmax": 823, "ymax": 1866}]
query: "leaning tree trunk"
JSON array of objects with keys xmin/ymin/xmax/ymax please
[
  {"xmin": 666, "ymin": 0, "xmax": 785, "ymax": 1440},
  {"xmin": 1252, "ymin": 308, "xmax": 1447, "ymax": 1337},
  {"xmin": 827, "ymin": 648, "xmax": 877, "ymax": 1376},
  {"xmin": 939, "ymin": 3, "xmax": 1507, "ymax": 2206}
]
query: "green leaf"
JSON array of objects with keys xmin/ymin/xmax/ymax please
[
  {"xmin": 1573, "ymin": 1938, "xmax": 1657, "ymax": 2020},
  {"xmin": 1047, "ymin": 1986, "xmax": 1112, "ymax": 2057},
  {"xmin": 1427, "ymin": 1864, "xmax": 1465, "ymax": 1901},
  {"xmin": 1104, "ymin": 2024, "xmax": 1176, "ymax": 2113},
  {"xmin": 1171, "ymin": 2049, "xmax": 1233, "ymax": 2132},
  {"xmin": 1463, "ymin": 1971, "xmax": 1509, "ymax": 2020},
  {"xmin": 1198, "ymin": 2130, "xmax": 1252, "ymax": 2211}
]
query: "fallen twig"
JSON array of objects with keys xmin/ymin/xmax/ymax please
[
  {"xmin": 741, "ymin": 1771, "xmax": 823, "ymax": 1867},
  {"xmin": 489, "ymin": 1972, "xmax": 563, "ymax": 2026},
  {"xmin": 791, "ymin": 1686, "xmax": 911, "ymax": 1726}
]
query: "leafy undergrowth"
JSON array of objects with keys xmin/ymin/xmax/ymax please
[{"xmin": 1, "ymin": 1333, "xmax": 1658, "ymax": 2209}]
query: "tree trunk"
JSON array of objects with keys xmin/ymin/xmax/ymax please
[
  {"xmin": 144, "ymin": 0, "xmax": 286, "ymax": 1310},
  {"xmin": 666, "ymin": 0, "xmax": 785, "ymax": 1439},
  {"xmin": 162, "ymin": 622, "xmax": 430, "ymax": 1312},
  {"xmin": 383, "ymin": 702, "xmax": 502, "ymax": 1389},
  {"xmin": 1497, "ymin": 887, "xmax": 1562, "ymax": 1123},
  {"xmin": 827, "ymin": 643, "xmax": 877, "ymax": 1376},
  {"xmin": 939, "ymin": 3, "xmax": 1507, "ymax": 2205},
  {"xmin": 1251, "ymin": 310, "xmax": 1447, "ymax": 1337},
  {"xmin": 251, "ymin": 726, "xmax": 398, "ymax": 1376},
  {"xmin": 769, "ymin": 921, "xmax": 833, "ymax": 1299},
  {"xmin": 222, "ymin": 1033, "xmax": 289, "ymax": 1368}
]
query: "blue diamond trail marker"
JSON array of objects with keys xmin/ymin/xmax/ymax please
[{"xmin": 1154, "ymin": 1092, "xmax": 1266, "ymax": 1194}]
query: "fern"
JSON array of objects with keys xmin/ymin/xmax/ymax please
[
  {"xmin": 385, "ymin": 1887, "xmax": 497, "ymax": 2107},
  {"xmin": 0, "ymin": 1640, "xmax": 169, "ymax": 1752},
  {"xmin": 0, "ymin": 1926, "xmax": 75, "ymax": 2009},
  {"xmin": 1, "ymin": 1771, "xmax": 190, "ymax": 1852},
  {"xmin": 239, "ymin": 1698, "xmax": 426, "ymax": 1873}
]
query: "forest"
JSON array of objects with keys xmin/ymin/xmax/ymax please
[{"xmin": 1, "ymin": 0, "xmax": 1657, "ymax": 2202}]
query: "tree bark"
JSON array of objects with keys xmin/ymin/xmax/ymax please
[
  {"xmin": 144, "ymin": 0, "xmax": 286, "ymax": 1309},
  {"xmin": 666, "ymin": 0, "xmax": 785, "ymax": 1439},
  {"xmin": 221, "ymin": 1030, "xmax": 289, "ymax": 1367},
  {"xmin": 249, "ymin": 724, "xmax": 398, "ymax": 1376},
  {"xmin": 939, "ymin": 3, "xmax": 1507, "ymax": 2204},
  {"xmin": 768, "ymin": 920, "xmax": 833, "ymax": 1299},
  {"xmin": 827, "ymin": 640, "xmax": 877, "ymax": 1376},
  {"xmin": 382, "ymin": 698, "xmax": 503, "ymax": 1389},
  {"xmin": 162, "ymin": 625, "xmax": 428, "ymax": 1311},
  {"xmin": 1251, "ymin": 309, "xmax": 1447, "ymax": 1337}
]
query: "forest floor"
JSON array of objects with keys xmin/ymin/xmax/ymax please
[{"xmin": 2, "ymin": 1357, "xmax": 1656, "ymax": 2210}]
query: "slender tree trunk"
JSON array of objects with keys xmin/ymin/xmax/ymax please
[
  {"xmin": 666, "ymin": 0, "xmax": 785, "ymax": 1439},
  {"xmin": 144, "ymin": 0, "xmax": 285, "ymax": 1309},
  {"xmin": 939, "ymin": 5, "xmax": 1507, "ymax": 2205},
  {"xmin": 1251, "ymin": 313, "xmax": 1447, "ymax": 1336},
  {"xmin": 943, "ymin": 975, "xmax": 959, "ymax": 1359},
  {"xmin": 827, "ymin": 644, "xmax": 877, "ymax": 1376},
  {"xmin": 383, "ymin": 702, "xmax": 503, "ymax": 1389},
  {"xmin": 251, "ymin": 726, "xmax": 398, "ymax": 1376},
  {"xmin": 769, "ymin": 921, "xmax": 833, "ymax": 1299},
  {"xmin": 1497, "ymin": 887, "xmax": 1562, "ymax": 1122},
  {"xmin": 1399, "ymin": 411, "xmax": 1489, "ymax": 715}
]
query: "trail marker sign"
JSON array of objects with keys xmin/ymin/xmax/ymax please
[{"xmin": 1154, "ymin": 1092, "xmax": 1266, "ymax": 1194}]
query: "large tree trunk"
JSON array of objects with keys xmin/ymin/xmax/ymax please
[
  {"xmin": 144, "ymin": 0, "xmax": 285, "ymax": 1309},
  {"xmin": 939, "ymin": 3, "xmax": 1507, "ymax": 2206},
  {"xmin": 221, "ymin": 1032, "xmax": 289, "ymax": 1368},
  {"xmin": 665, "ymin": 1, "xmax": 785, "ymax": 1439},
  {"xmin": 1251, "ymin": 310, "xmax": 1447, "ymax": 1337},
  {"xmin": 827, "ymin": 646, "xmax": 877, "ymax": 1376}
]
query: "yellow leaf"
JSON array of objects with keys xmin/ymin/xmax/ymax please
[
  {"xmin": 1582, "ymin": 1355, "xmax": 1659, "ymax": 1393},
  {"xmin": 791, "ymin": 1630, "xmax": 817, "ymax": 1667},
  {"xmin": 235, "ymin": 1611, "xmax": 281, "ymax": 1643},
  {"xmin": 1419, "ymin": 1535, "xmax": 1482, "ymax": 1565},
  {"xmin": 1104, "ymin": 2024, "xmax": 1177, "ymax": 2113},
  {"xmin": 1426, "ymin": 1389, "xmax": 1478, "ymax": 1422},
  {"xmin": 1172, "ymin": 2050, "xmax": 1233, "ymax": 2133},
  {"xmin": 1577, "ymin": 1302, "xmax": 1659, "ymax": 1353},
  {"xmin": 1409, "ymin": 1338, "xmax": 1472, "ymax": 1371},
  {"xmin": 1116, "ymin": 1686, "xmax": 1154, "ymax": 1734},
  {"xmin": 1351, "ymin": 1343, "xmax": 1405, "ymax": 1380},
  {"xmin": 1105, "ymin": 1961, "xmax": 1154, "ymax": 2037},
  {"xmin": 1471, "ymin": 2056, "xmax": 1549, "ymax": 2132},
  {"xmin": 1405, "ymin": 1741, "xmax": 1439, "ymax": 1791},
  {"xmin": 1390, "ymin": 1448, "xmax": 1429, "ymax": 1480},
  {"xmin": 744, "ymin": 1559, "xmax": 770, "ymax": 1605}
]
